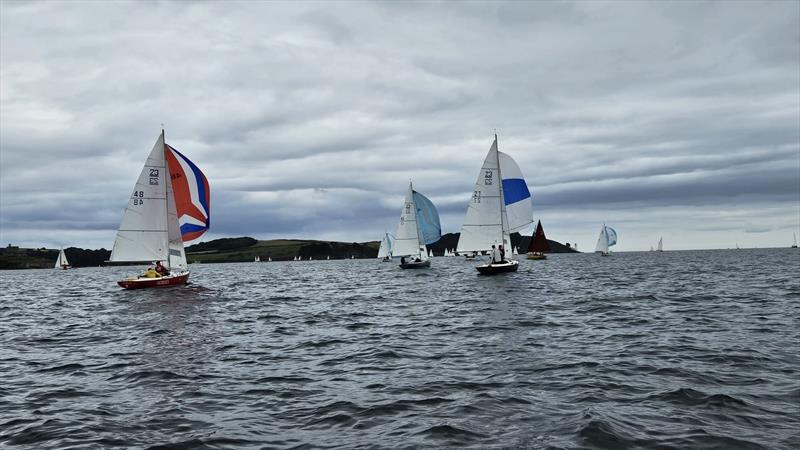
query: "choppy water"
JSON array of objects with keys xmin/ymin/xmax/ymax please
[{"xmin": 1, "ymin": 249, "xmax": 799, "ymax": 449}]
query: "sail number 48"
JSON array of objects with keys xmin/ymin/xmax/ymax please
[{"xmin": 132, "ymin": 190, "xmax": 145, "ymax": 206}]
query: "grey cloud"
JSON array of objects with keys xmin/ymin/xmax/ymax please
[{"xmin": 1, "ymin": 1, "xmax": 798, "ymax": 250}]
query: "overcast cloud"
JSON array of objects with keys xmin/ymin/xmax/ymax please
[{"xmin": 1, "ymin": 0, "xmax": 798, "ymax": 251}]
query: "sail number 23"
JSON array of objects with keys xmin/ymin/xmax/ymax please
[{"xmin": 132, "ymin": 190, "xmax": 145, "ymax": 206}]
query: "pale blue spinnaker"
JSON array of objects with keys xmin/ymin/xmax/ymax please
[{"xmin": 605, "ymin": 227, "xmax": 618, "ymax": 247}]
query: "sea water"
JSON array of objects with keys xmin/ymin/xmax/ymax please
[{"xmin": 1, "ymin": 249, "xmax": 798, "ymax": 449}]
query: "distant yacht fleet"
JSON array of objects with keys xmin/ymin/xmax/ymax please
[{"xmin": 50, "ymin": 131, "xmax": 799, "ymax": 286}]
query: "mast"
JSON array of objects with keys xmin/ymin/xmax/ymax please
[
  {"xmin": 494, "ymin": 134, "xmax": 508, "ymax": 250},
  {"xmin": 410, "ymin": 181, "xmax": 426, "ymax": 258},
  {"xmin": 161, "ymin": 128, "xmax": 170, "ymax": 268}
]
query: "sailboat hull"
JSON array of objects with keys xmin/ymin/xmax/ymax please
[
  {"xmin": 399, "ymin": 260, "xmax": 430, "ymax": 269},
  {"xmin": 526, "ymin": 252, "xmax": 546, "ymax": 260},
  {"xmin": 117, "ymin": 272, "xmax": 190, "ymax": 290},
  {"xmin": 477, "ymin": 260, "xmax": 519, "ymax": 274}
]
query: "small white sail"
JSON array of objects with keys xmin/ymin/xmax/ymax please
[
  {"xmin": 54, "ymin": 248, "xmax": 69, "ymax": 269},
  {"xmin": 393, "ymin": 182, "xmax": 427, "ymax": 260},
  {"xmin": 512, "ymin": 246, "xmax": 519, "ymax": 255},
  {"xmin": 429, "ymin": 249, "xmax": 434, "ymax": 258},
  {"xmin": 793, "ymin": 233, "xmax": 797, "ymax": 247},
  {"xmin": 657, "ymin": 237, "xmax": 663, "ymax": 252},
  {"xmin": 268, "ymin": 257, "xmax": 272, "ymax": 262}
]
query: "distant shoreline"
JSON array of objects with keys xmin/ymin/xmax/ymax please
[{"xmin": 0, "ymin": 233, "xmax": 578, "ymax": 269}]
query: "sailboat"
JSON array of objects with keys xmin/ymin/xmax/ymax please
[
  {"xmin": 55, "ymin": 247, "xmax": 70, "ymax": 270},
  {"xmin": 595, "ymin": 224, "xmax": 617, "ymax": 256},
  {"xmin": 457, "ymin": 134, "xmax": 533, "ymax": 274},
  {"xmin": 649, "ymin": 246, "xmax": 654, "ymax": 252},
  {"xmin": 268, "ymin": 257, "xmax": 272, "ymax": 262},
  {"xmin": 110, "ymin": 130, "xmax": 210, "ymax": 289},
  {"xmin": 377, "ymin": 232, "xmax": 394, "ymax": 262},
  {"xmin": 254, "ymin": 256, "xmax": 260, "ymax": 262},
  {"xmin": 394, "ymin": 182, "xmax": 441, "ymax": 269},
  {"xmin": 656, "ymin": 237, "xmax": 663, "ymax": 252},
  {"xmin": 429, "ymin": 249, "xmax": 434, "ymax": 258},
  {"xmin": 527, "ymin": 220, "xmax": 550, "ymax": 260},
  {"xmin": 792, "ymin": 233, "xmax": 798, "ymax": 248}
]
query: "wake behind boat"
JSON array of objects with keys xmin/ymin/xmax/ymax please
[
  {"xmin": 456, "ymin": 134, "xmax": 533, "ymax": 275},
  {"xmin": 110, "ymin": 130, "xmax": 210, "ymax": 289}
]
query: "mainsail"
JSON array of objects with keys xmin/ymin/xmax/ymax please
[
  {"xmin": 657, "ymin": 237, "xmax": 663, "ymax": 252},
  {"xmin": 110, "ymin": 133, "xmax": 172, "ymax": 265}
]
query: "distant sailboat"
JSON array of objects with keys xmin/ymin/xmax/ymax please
[
  {"xmin": 268, "ymin": 257, "xmax": 272, "ymax": 262},
  {"xmin": 326, "ymin": 255, "xmax": 330, "ymax": 260},
  {"xmin": 657, "ymin": 237, "xmax": 663, "ymax": 252},
  {"xmin": 650, "ymin": 246, "xmax": 654, "ymax": 252},
  {"xmin": 595, "ymin": 224, "xmax": 617, "ymax": 256},
  {"xmin": 377, "ymin": 232, "xmax": 394, "ymax": 262},
  {"xmin": 254, "ymin": 256, "xmax": 260, "ymax": 262},
  {"xmin": 110, "ymin": 130, "xmax": 210, "ymax": 289},
  {"xmin": 429, "ymin": 249, "xmax": 434, "ymax": 258},
  {"xmin": 456, "ymin": 134, "xmax": 533, "ymax": 274},
  {"xmin": 527, "ymin": 220, "xmax": 550, "ymax": 260},
  {"xmin": 792, "ymin": 233, "xmax": 798, "ymax": 248},
  {"xmin": 512, "ymin": 246, "xmax": 519, "ymax": 256},
  {"xmin": 395, "ymin": 182, "xmax": 441, "ymax": 269},
  {"xmin": 55, "ymin": 247, "xmax": 70, "ymax": 270}
]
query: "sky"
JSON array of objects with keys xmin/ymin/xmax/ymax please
[{"xmin": 1, "ymin": 0, "xmax": 798, "ymax": 251}]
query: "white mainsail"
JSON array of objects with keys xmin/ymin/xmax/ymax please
[
  {"xmin": 657, "ymin": 237, "xmax": 663, "ymax": 252},
  {"xmin": 54, "ymin": 248, "xmax": 69, "ymax": 268},
  {"xmin": 393, "ymin": 182, "xmax": 427, "ymax": 259},
  {"xmin": 109, "ymin": 131, "xmax": 186, "ymax": 271},
  {"xmin": 457, "ymin": 135, "xmax": 530, "ymax": 255}
]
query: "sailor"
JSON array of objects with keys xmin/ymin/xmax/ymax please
[
  {"xmin": 499, "ymin": 244, "xmax": 506, "ymax": 262},
  {"xmin": 155, "ymin": 261, "xmax": 169, "ymax": 277},
  {"xmin": 143, "ymin": 265, "xmax": 158, "ymax": 278},
  {"xmin": 491, "ymin": 244, "xmax": 500, "ymax": 264},
  {"xmin": 401, "ymin": 256, "xmax": 406, "ymax": 265}
]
